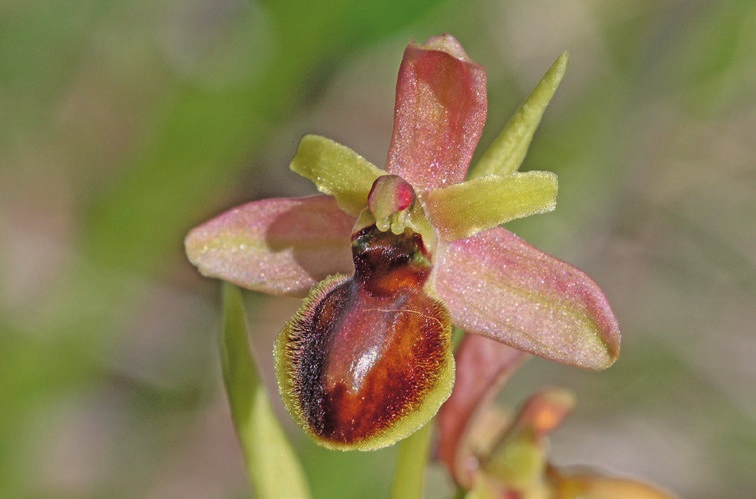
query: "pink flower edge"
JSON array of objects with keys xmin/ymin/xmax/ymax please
[
  {"xmin": 434, "ymin": 226, "xmax": 621, "ymax": 370},
  {"xmin": 185, "ymin": 195, "xmax": 354, "ymax": 297}
]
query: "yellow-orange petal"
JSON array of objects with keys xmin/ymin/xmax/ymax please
[{"xmin": 548, "ymin": 467, "xmax": 677, "ymax": 499}]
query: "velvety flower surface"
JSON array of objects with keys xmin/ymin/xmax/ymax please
[{"xmin": 185, "ymin": 34, "xmax": 621, "ymax": 450}]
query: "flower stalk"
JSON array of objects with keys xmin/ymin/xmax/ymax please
[{"xmin": 220, "ymin": 283, "xmax": 311, "ymax": 498}]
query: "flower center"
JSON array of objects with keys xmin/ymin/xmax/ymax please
[
  {"xmin": 351, "ymin": 223, "xmax": 431, "ymax": 296},
  {"xmin": 354, "ymin": 175, "xmax": 437, "ymax": 252}
]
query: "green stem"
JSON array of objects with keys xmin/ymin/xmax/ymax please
[
  {"xmin": 220, "ymin": 283, "xmax": 311, "ymax": 499},
  {"xmin": 390, "ymin": 422, "xmax": 433, "ymax": 499}
]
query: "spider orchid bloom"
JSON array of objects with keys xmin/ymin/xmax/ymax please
[
  {"xmin": 185, "ymin": 34, "xmax": 620, "ymax": 451},
  {"xmin": 437, "ymin": 335, "xmax": 671, "ymax": 499}
]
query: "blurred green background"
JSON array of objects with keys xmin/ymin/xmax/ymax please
[{"xmin": 2, "ymin": 0, "xmax": 755, "ymax": 497}]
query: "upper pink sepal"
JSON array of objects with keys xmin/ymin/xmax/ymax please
[
  {"xmin": 386, "ymin": 34, "xmax": 487, "ymax": 191},
  {"xmin": 185, "ymin": 195, "xmax": 355, "ymax": 297},
  {"xmin": 433, "ymin": 227, "xmax": 621, "ymax": 370}
]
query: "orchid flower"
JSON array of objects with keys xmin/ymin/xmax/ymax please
[
  {"xmin": 436, "ymin": 335, "xmax": 671, "ymax": 499},
  {"xmin": 185, "ymin": 34, "xmax": 620, "ymax": 451}
]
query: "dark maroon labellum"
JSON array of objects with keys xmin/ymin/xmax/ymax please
[{"xmin": 277, "ymin": 224, "xmax": 452, "ymax": 448}]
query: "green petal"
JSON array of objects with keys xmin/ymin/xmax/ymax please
[
  {"xmin": 290, "ymin": 134, "xmax": 384, "ymax": 216},
  {"xmin": 425, "ymin": 172, "xmax": 558, "ymax": 241},
  {"xmin": 470, "ymin": 52, "xmax": 568, "ymax": 178},
  {"xmin": 220, "ymin": 283, "xmax": 311, "ymax": 499}
]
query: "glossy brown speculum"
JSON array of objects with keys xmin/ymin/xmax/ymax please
[{"xmin": 278, "ymin": 224, "xmax": 452, "ymax": 448}]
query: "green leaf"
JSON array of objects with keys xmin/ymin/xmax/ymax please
[
  {"xmin": 390, "ymin": 421, "xmax": 433, "ymax": 499},
  {"xmin": 220, "ymin": 283, "xmax": 311, "ymax": 499},
  {"xmin": 471, "ymin": 52, "xmax": 568, "ymax": 178}
]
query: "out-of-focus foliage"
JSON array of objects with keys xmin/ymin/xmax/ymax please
[{"xmin": 1, "ymin": 0, "xmax": 754, "ymax": 498}]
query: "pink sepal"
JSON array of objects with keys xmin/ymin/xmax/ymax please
[
  {"xmin": 434, "ymin": 227, "xmax": 620, "ymax": 370},
  {"xmin": 386, "ymin": 34, "xmax": 487, "ymax": 191},
  {"xmin": 185, "ymin": 195, "xmax": 355, "ymax": 297}
]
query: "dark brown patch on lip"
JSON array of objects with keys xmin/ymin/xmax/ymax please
[{"xmin": 282, "ymin": 225, "xmax": 451, "ymax": 445}]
